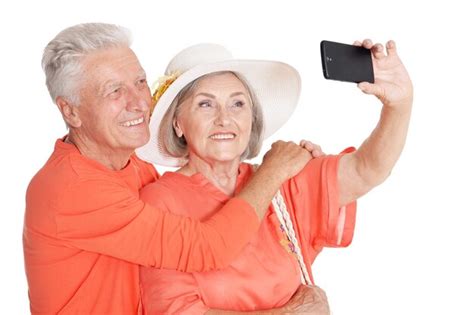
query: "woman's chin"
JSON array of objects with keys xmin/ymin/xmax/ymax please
[
  {"xmin": 212, "ymin": 155, "xmax": 241, "ymax": 163},
  {"xmin": 202, "ymin": 152, "xmax": 242, "ymax": 164}
]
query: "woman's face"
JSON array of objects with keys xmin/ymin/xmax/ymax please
[{"xmin": 174, "ymin": 72, "xmax": 253, "ymax": 164}]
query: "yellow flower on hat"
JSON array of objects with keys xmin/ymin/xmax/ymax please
[{"xmin": 150, "ymin": 71, "xmax": 180, "ymax": 115}]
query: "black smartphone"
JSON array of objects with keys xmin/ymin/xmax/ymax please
[{"xmin": 320, "ymin": 40, "xmax": 374, "ymax": 83}]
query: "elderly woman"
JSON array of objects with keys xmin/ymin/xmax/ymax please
[{"xmin": 137, "ymin": 41, "xmax": 412, "ymax": 314}]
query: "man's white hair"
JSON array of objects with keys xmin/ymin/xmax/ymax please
[{"xmin": 42, "ymin": 23, "xmax": 132, "ymax": 105}]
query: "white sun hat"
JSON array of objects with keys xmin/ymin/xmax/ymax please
[{"xmin": 136, "ymin": 43, "xmax": 301, "ymax": 166}]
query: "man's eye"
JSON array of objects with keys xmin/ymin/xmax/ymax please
[{"xmin": 108, "ymin": 88, "xmax": 121, "ymax": 97}]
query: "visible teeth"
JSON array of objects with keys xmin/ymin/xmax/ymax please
[
  {"xmin": 121, "ymin": 117, "xmax": 144, "ymax": 127},
  {"xmin": 210, "ymin": 133, "xmax": 235, "ymax": 140}
]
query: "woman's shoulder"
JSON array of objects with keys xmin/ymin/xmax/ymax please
[
  {"xmin": 139, "ymin": 172, "xmax": 182, "ymax": 205},
  {"xmin": 141, "ymin": 169, "xmax": 184, "ymax": 188},
  {"xmin": 139, "ymin": 170, "xmax": 211, "ymax": 213}
]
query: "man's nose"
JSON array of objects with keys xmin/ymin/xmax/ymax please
[{"xmin": 126, "ymin": 86, "xmax": 150, "ymax": 112}]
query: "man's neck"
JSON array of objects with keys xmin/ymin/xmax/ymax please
[{"xmin": 66, "ymin": 133, "xmax": 132, "ymax": 171}]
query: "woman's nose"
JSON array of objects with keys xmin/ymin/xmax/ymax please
[{"xmin": 214, "ymin": 106, "xmax": 231, "ymax": 126}]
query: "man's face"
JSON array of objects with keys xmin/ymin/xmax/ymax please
[{"xmin": 74, "ymin": 46, "xmax": 151, "ymax": 154}]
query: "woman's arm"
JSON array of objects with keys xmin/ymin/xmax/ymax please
[{"xmin": 338, "ymin": 39, "xmax": 413, "ymax": 206}]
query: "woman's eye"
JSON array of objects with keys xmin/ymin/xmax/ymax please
[
  {"xmin": 233, "ymin": 101, "xmax": 244, "ymax": 107},
  {"xmin": 198, "ymin": 101, "xmax": 211, "ymax": 108}
]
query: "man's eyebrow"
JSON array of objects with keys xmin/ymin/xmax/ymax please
[
  {"xmin": 136, "ymin": 70, "xmax": 147, "ymax": 79},
  {"xmin": 98, "ymin": 71, "xmax": 147, "ymax": 95},
  {"xmin": 99, "ymin": 80, "xmax": 122, "ymax": 94}
]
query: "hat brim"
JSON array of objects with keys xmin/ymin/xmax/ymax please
[{"xmin": 136, "ymin": 59, "xmax": 301, "ymax": 166}]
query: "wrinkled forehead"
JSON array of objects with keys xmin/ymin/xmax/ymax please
[
  {"xmin": 192, "ymin": 71, "xmax": 247, "ymax": 92},
  {"xmin": 80, "ymin": 46, "xmax": 145, "ymax": 88}
]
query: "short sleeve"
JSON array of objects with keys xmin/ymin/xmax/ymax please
[{"xmin": 282, "ymin": 148, "xmax": 357, "ymax": 262}]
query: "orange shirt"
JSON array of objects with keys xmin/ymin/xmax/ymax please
[
  {"xmin": 23, "ymin": 139, "xmax": 259, "ymax": 314},
  {"xmin": 139, "ymin": 151, "xmax": 357, "ymax": 314}
]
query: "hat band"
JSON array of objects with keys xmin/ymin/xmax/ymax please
[{"xmin": 150, "ymin": 71, "xmax": 180, "ymax": 115}]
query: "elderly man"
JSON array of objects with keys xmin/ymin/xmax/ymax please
[{"xmin": 23, "ymin": 23, "xmax": 325, "ymax": 314}]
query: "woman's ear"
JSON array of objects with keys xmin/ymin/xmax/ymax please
[
  {"xmin": 56, "ymin": 97, "xmax": 82, "ymax": 128},
  {"xmin": 173, "ymin": 118, "xmax": 183, "ymax": 138}
]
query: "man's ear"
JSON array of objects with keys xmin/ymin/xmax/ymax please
[
  {"xmin": 173, "ymin": 118, "xmax": 183, "ymax": 138},
  {"xmin": 56, "ymin": 97, "xmax": 82, "ymax": 128}
]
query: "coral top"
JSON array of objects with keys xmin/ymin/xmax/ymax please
[
  {"xmin": 23, "ymin": 139, "xmax": 259, "ymax": 314},
  {"xmin": 140, "ymin": 151, "xmax": 357, "ymax": 314}
]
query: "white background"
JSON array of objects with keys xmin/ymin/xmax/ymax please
[{"xmin": 1, "ymin": 0, "xmax": 473, "ymax": 314}]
